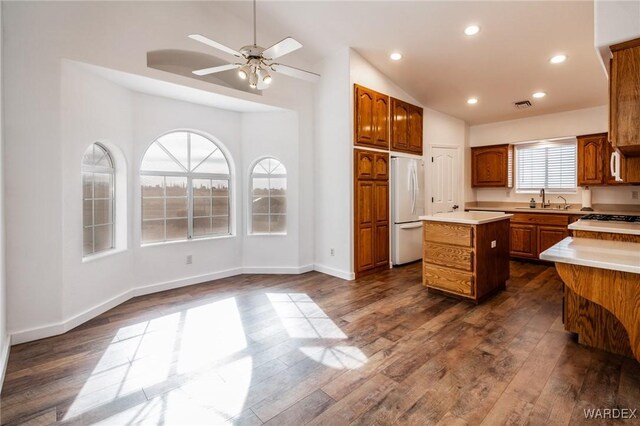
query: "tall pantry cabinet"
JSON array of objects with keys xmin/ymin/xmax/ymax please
[{"xmin": 353, "ymin": 84, "xmax": 424, "ymax": 277}]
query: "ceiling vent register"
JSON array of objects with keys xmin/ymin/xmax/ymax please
[{"xmin": 513, "ymin": 100, "xmax": 533, "ymax": 109}]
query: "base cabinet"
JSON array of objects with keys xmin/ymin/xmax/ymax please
[
  {"xmin": 422, "ymin": 219, "xmax": 510, "ymax": 303},
  {"xmin": 509, "ymin": 213, "xmax": 572, "ymax": 260},
  {"xmin": 354, "ymin": 149, "xmax": 389, "ymax": 277}
]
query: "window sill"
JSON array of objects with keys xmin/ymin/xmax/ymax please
[
  {"xmin": 82, "ymin": 247, "xmax": 127, "ymax": 263},
  {"xmin": 515, "ymin": 189, "xmax": 577, "ymax": 195},
  {"xmin": 140, "ymin": 233, "xmax": 235, "ymax": 248},
  {"xmin": 248, "ymin": 232, "xmax": 288, "ymax": 237}
]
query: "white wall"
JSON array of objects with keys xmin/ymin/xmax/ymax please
[
  {"xmin": 241, "ymin": 111, "xmax": 309, "ymax": 273},
  {"xmin": 4, "ymin": 1, "xmax": 315, "ymax": 343},
  {"xmin": 313, "ymin": 48, "xmax": 352, "ymax": 279},
  {"xmin": 469, "ymin": 105, "xmax": 640, "ymax": 206}
]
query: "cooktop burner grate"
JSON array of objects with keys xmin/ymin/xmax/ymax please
[{"xmin": 581, "ymin": 214, "xmax": 640, "ymax": 223}]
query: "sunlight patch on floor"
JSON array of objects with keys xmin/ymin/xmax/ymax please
[
  {"xmin": 299, "ymin": 346, "xmax": 368, "ymax": 369},
  {"xmin": 267, "ymin": 292, "xmax": 347, "ymax": 339}
]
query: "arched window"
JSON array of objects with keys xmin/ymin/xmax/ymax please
[
  {"xmin": 250, "ymin": 158, "xmax": 286, "ymax": 234},
  {"xmin": 140, "ymin": 131, "xmax": 231, "ymax": 244},
  {"xmin": 82, "ymin": 143, "xmax": 115, "ymax": 256}
]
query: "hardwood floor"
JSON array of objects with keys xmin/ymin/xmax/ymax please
[{"xmin": 1, "ymin": 261, "xmax": 639, "ymax": 425}]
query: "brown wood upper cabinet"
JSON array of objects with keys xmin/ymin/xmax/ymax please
[
  {"xmin": 471, "ymin": 144, "xmax": 512, "ymax": 187},
  {"xmin": 610, "ymin": 38, "xmax": 640, "ymax": 156},
  {"xmin": 577, "ymin": 132, "xmax": 627, "ymax": 186},
  {"xmin": 391, "ymin": 98, "xmax": 423, "ymax": 155},
  {"xmin": 354, "ymin": 84, "xmax": 389, "ymax": 150}
]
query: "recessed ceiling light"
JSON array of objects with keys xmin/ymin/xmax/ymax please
[
  {"xmin": 550, "ymin": 54, "xmax": 567, "ymax": 64},
  {"xmin": 467, "ymin": 97, "xmax": 479, "ymax": 105},
  {"xmin": 532, "ymin": 91, "xmax": 547, "ymax": 98},
  {"xmin": 390, "ymin": 52, "xmax": 403, "ymax": 61},
  {"xmin": 464, "ymin": 25, "xmax": 480, "ymax": 36}
]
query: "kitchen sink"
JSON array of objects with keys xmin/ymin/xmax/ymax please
[{"xmin": 515, "ymin": 207, "xmax": 572, "ymax": 211}]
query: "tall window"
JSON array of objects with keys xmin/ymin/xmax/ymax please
[
  {"xmin": 82, "ymin": 143, "xmax": 115, "ymax": 256},
  {"xmin": 250, "ymin": 158, "xmax": 287, "ymax": 234},
  {"xmin": 140, "ymin": 131, "xmax": 231, "ymax": 244},
  {"xmin": 516, "ymin": 138, "xmax": 577, "ymax": 192}
]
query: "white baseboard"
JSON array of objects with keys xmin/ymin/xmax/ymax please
[
  {"xmin": 10, "ymin": 265, "xmax": 317, "ymax": 345},
  {"xmin": 0, "ymin": 334, "xmax": 11, "ymax": 393},
  {"xmin": 242, "ymin": 264, "xmax": 314, "ymax": 274},
  {"xmin": 313, "ymin": 264, "xmax": 355, "ymax": 281}
]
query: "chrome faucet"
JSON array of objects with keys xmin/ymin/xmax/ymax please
[
  {"xmin": 539, "ymin": 189, "xmax": 550, "ymax": 208},
  {"xmin": 557, "ymin": 196, "xmax": 569, "ymax": 210}
]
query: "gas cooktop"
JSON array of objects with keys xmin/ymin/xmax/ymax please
[{"xmin": 581, "ymin": 214, "xmax": 640, "ymax": 223}]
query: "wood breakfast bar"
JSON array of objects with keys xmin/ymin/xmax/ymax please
[
  {"xmin": 540, "ymin": 218, "xmax": 640, "ymax": 362},
  {"xmin": 420, "ymin": 211, "xmax": 513, "ymax": 303}
]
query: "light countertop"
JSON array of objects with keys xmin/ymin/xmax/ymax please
[
  {"xmin": 539, "ymin": 237, "xmax": 640, "ymax": 274},
  {"xmin": 569, "ymin": 219, "xmax": 640, "ymax": 236},
  {"xmin": 420, "ymin": 211, "xmax": 513, "ymax": 225}
]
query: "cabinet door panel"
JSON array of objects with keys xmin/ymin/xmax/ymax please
[
  {"xmin": 373, "ymin": 94, "xmax": 390, "ymax": 149},
  {"xmin": 374, "ymin": 153, "xmax": 389, "ymax": 181},
  {"xmin": 577, "ymin": 134, "xmax": 604, "ymax": 186},
  {"xmin": 510, "ymin": 224, "xmax": 537, "ymax": 258},
  {"xmin": 471, "ymin": 145, "xmax": 508, "ymax": 187},
  {"xmin": 374, "ymin": 182, "xmax": 389, "ymax": 223},
  {"xmin": 391, "ymin": 99, "xmax": 410, "ymax": 151},
  {"xmin": 354, "ymin": 85, "xmax": 375, "ymax": 147},
  {"xmin": 408, "ymin": 106, "xmax": 423, "ymax": 154},
  {"xmin": 355, "ymin": 150, "xmax": 375, "ymax": 180},
  {"xmin": 538, "ymin": 226, "xmax": 568, "ymax": 254},
  {"xmin": 374, "ymin": 224, "xmax": 389, "ymax": 267},
  {"xmin": 355, "ymin": 181, "xmax": 375, "ymax": 272},
  {"xmin": 610, "ymin": 41, "xmax": 640, "ymax": 155}
]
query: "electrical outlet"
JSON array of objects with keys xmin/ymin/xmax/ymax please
[
  {"xmin": 632, "ymin": 190, "xmax": 639, "ymax": 200},
  {"xmin": 186, "ymin": 254, "xmax": 193, "ymax": 264},
  {"xmin": 330, "ymin": 248, "xmax": 335, "ymax": 256},
  {"xmin": 491, "ymin": 240, "xmax": 497, "ymax": 248}
]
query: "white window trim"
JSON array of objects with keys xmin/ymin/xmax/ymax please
[
  {"xmin": 82, "ymin": 143, "xmax": 116, "ymax": 257},
  {"xmin": 248, "ymin": 157, "xmax": 287, "ymax": 236},
  {"xmin": 139, "ymin": 131, "xmax": 233, "ymax": 245}
]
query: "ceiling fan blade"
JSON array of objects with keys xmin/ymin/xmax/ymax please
[
  {"xmin": 188, "ymin": 34, "xmax": 243, "ymax": 58},
  {"xmin": 192, "ymin": 63, "xmax": 239, "ymax": 76},
  {"xmin": 271, "ymin": 63, "xmax": 320, "ymax": 82},
  {"xmin": 262, "ymin": 37, "xmax": 302, "ymax": 60}
]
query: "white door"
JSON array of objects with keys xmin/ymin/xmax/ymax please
[{"xmin": 430, "ymin": 146, "xmax": 459, "ymax": 214}]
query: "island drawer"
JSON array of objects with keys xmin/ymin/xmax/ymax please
[
  {"xmin": 423, "ymin": 263, "xmax": 474, "ymax": 296},
  {"xmin": 424, "ymin": 242, "xmax": 473, "ymax": 272},
  {"xmin": 510, "ymin": 213, "xmax": 570, "ymax": 226},
  {"xmin": 423, "ymin": 222, "xmax": 473, "ymax": 247}
]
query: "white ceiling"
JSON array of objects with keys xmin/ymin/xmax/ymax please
[{"xmin": 212, "ymin": 1, "xmax": 608, "ymax": 125}]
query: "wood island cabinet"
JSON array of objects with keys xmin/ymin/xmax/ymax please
[
  {"xmin": 471, "ymin": 144, "xmax": 512, "ymax": 187},
  {"xmin": 354, "ymin": 149, "xmax": 389, "ymax": 277},
  {"xmin": 354, "ymin": 85, "xmax": 390, "ymax": 150},
  {"xmin": 422, "ymin": 218, "xmax": 511, "ymax": 303},
  {"xmin": 391, "ymin": 97, "xmax": 423, "ymax": 155}
]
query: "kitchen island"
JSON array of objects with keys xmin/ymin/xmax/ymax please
[
  {"xmin": 420, "ymin": 211, "xmax": 513, "ymax": 303},
  {"xmin": 540, "ymin": 218, "xmax": 640, "ymax": 362}
]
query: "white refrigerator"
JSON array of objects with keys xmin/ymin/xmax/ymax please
[{"xmin": 391, "ymin": 157, "xmax": 425, "ymax": 265}]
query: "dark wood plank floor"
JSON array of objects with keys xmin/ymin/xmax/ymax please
[{"xmin": 1, "ymin": 261, "xmax": 639, "ymax": 425}]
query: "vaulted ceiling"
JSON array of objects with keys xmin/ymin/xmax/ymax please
[{"xmin": 209, "ymin": 1, "xmax": 607, "ymax": 125}]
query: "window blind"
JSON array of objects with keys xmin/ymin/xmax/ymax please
[{"xmin": 515, "ymin": 138, "xmax": 577, "ymax": 192}]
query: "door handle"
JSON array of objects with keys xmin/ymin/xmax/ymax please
[
  {"xmin": 452, "ymin": 205, "xmax": 459, "ymax": 210},
  {"xmin": 399, "ymin": 223, "xmax": 423, "ymax": 229}
]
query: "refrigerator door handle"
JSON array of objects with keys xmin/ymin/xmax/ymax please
[{"xmin": 399, "ymin": 222, "xmax": 423, "ymax": 229}]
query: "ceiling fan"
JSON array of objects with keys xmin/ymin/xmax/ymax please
[{"xmin": 189, "ymin": 0, "xmax": 320, "ymax": 90}]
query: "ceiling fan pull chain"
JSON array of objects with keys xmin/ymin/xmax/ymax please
[{"xmin": 253, "ymin": 0, "xmax": 257, "ymax": 47}]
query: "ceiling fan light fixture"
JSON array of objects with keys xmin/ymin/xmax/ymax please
[
  {"xmin": 249, "ymin": 71, "xmax": 258, "ymax": 89},
  {"xmin": 238, "ymin": 64, "xmax": 250, "ymax": 80},
  {"xmin": 262, "ymin": 71, "xmax": 272, "ymax": 85}
]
